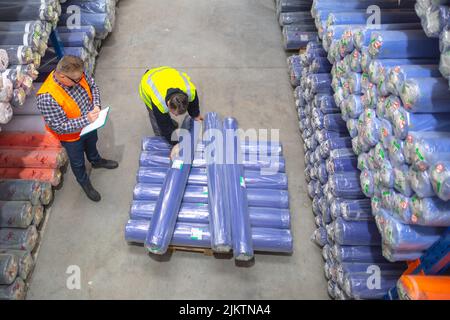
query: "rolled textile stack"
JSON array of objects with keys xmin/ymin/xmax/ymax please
[
  {"xmin": 289, "ymin": 38, "xmax": 407, "ymax": 299},
  {"xmin": 277, "ymin": 0, "xmax": 318, "ymax": 51},
  {"xmin": 125, "ymin": 113, "xmax": 293, "ymax": 258},
  {"xmin": 301, "ymin": 0, "xmax": 450, "ymax": 298},
  {"xmin": 415, "ymin": 0, "xmax": 450, "ymax": 84},
  {"xmin": 0, "ymin": 0, "xmax": 60, "ymax": 118},
  {"xmin": 0, "ymin": 178, "xmax": 57, "ymax": 300}
]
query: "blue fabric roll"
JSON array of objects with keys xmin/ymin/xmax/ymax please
[
  {"xmin": 400, "ymin": 77, "xmax": 450, "ymax": 113},
  {"xmin": 332, "ymin": 244, "xmax": 387, "ymax": 263},
  {"xmin": 343, "ymin": 272, "xmax": 399, "ymax": 299},
  {"xmin": 334, "ymin": 217, "xmax": 381, "ymax": 246},
  {"xmin": 144, "ymin": 119, "xmax": 200, "ymax": 254},
  {"xmin": 125, "ymin": 220, "xmax": 293, "ymax": 253},
  {"xmin": 139, "ymin": 152, "xmax": 286, "ymax": 173},
  {"xmin": 328, "ymin": 172, "xmax": 365, "ymax": 199},
  {"xmin": 375, "ymin": 209, "xmax": 445, "ymax": 251},
  {"xmin": 133, "ymin": 183, "xmax": 289, "ymax": 209},
  {"xmin": 340, "ymin": 198, "xmax": 373, "ymax": 221},
  {"xmin": 386, "ymin": 64, "xmax": 440, "ymax": 96},
  {"xmin": 392, "ymin": 109, "xmax": 450, "ymax": 140},
  {"xmin": 368, "ymin": 30, "xmax": 439, "ymax": 59},
  {"xmin": 223, "ymin": 117, "xmax": 253, "ymax": 260},
  {"xmin": 319, "ymin": 137, "xmax": 352, "ymax": 159},
  {"xmin": 430, "ymin": 161, "xmax": 450, "ymax": 201},
  {"xmin": 130, "ymin": 201, "xmax": 291, "ymax": 229},
  {"xmin": 203, "ymin": 112, "xmax": 231, "ymax": 252},
  {"xmin": 411, "ymin": 196, "xmax": 450, "ymax": 227}
]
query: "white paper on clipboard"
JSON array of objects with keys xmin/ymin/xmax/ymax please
[{"xmin": 80, "ymin": 107, "xmax": 110, "ymax": 136}]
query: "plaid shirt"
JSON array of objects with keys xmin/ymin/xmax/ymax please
[{"xmin": 37, "ymin": 73, "xmax": 101, "ymax": 135}]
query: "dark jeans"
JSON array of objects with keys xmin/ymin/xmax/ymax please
[{"xmin": 61, "ymin": 130, "xmax": 102, "ymax": 186}]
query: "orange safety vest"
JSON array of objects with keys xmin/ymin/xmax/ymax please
[{"xmin": 37, "ymin": 71, "xmax": 93, "ymax": 142}]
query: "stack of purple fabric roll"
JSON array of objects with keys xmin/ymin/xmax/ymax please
[{"xmin": 125, "ymin": 112, "xmax": 293, "ymax": 261}]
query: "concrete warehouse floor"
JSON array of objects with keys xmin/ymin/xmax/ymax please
[{"xmin": 27, "ymin": 0, "xmax": 328, "ymax": 299}]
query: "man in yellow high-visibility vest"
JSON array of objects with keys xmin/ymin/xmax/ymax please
[{"xmin": 139, "ymin": 66, "xmax": 203, "ymax": 157}]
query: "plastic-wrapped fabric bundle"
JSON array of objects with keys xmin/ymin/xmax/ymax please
[
  {"xmin": 315, "ymin": 161, "xmax": 328, "ymax": 184},
  {"xmin": 310, "ymin": 57, "xmax": 332, "ymax": 74},
  {"xmin": 393, "ymin": 165, "xmax": 413, "ymax": 197},
  {"xmin": 391, "ymin": 109, "xmax": 450, "ymax": 140},
  {"xmin": 375, "ymin": 209, "xmax": 444, "ymax": 251},
  {"xmin": 0, "ymin": 31, "xmax": 43, "ymax": 53},
  {"xmin": 315, "ymin": 214, "xmax": 324, "ymax": 227},
  {"xmin": 0, "ymin": 277, "xmax": 26, "ymax": 300},
  {"xmin": 203, "ymin": 113, "xmax": 229, "ymax": 252},
  {"xmin": 334, "ymin": 217, "xmax": 381, "ymax": 246},
  {"xmin": 57, "ymin": 25, "xmax": 96, "ymax": 40},
  {"xmin": 332, "ymin": 244, "xmax": 387, "ymax": 263},
  {"xmin": 0, "ymin": 102, "xmax": 12, "ymax": 124},
  {"xmin": 0, "ymin": 45, "xmax": 34, "ymax": 66},
  {"xmin": 430, "ymin": 161, "xmax": 450, "ymax": 201},
  {"xmin": 144, "ymin": 119, "xmax": 200, "ymax": 254},
  {"xmin": 386, "ymin": 137, "xmax": 405, "ymax": 168},
  {"xmin": 386, "ymin": 64, "xmax": 440, "ymax": 96},
  {"xmin": 328, "ymin": 172, "xmax": 365, "ymax": 199},
  {"xmin": 368, "ymin": 30, "xmax": 440, "ymax": 59},
  {"xmin": 322, "ymin": 243, "xmax": 332, "ymax": 261},
  {"xmin": 137, "ymin": 167, "xmax": 288, "ymax": 190},
  {"xmin": 353, "ymin": 23, "xmax": 423, "ymax": 51},
  {"xmin": 132, "ymin": 200, "xmax": 290, "ymax": 229},
  {"xmin": 343, "ymin": 272, "xmax": 399, "ymax": 300},
  {"xmin": 0, "ymin": 148, "xmax": 66, "ymax": 169},
  {"xmin": 326, "ymin": 11, "xmax": 419, "ymax": 29},
  {"xmin": 382, "ymin": 243, "xmax": 424, "ymax": 262},
  {"xmin": 340, "ymin": 198, "xmax": 372, "ymax": 221},
  {"xmin": 58, "ymin": 13, "xmax": 112, "ymax": 39},
  {"xmin": 346, "ymin": 119, "xmax": 360, "ymax": 138},
  {"xmin": 0, "ymin": 225, "xmax": 38, "ymax": 251},
  {"xmin": 0, "ymin": 253, "xmax": 17, "ymax": 285},
  {"xmin": 0, "ymin": 76, "xmax": 13, "ymax": 103},
  {"xmin": 0, "ymin": 201, "xmax": 33, "ymax": 228},
  {"xmin": 279, "ymin": 12, "xmax": 315, "ymax": 26},
  {"xmin": 139, "ymin": 151, "xmax": 286, "ymax": 173},
  {"xmin": 420, "ymin": 4, "xmax": 450, "ymax": 37},
  {"xmin": 311, "ymin": 0, "xmax": 416, "ymax": 16},
  {"xmin": 308, "ymin": 73, "xmax": 333, "ymax": 95},
  {"xmin": 326, "ymin": 153, "xmax": 357, "ymax": 175},
  {"xmin": 311, "ymin": 226, "xmax": 329, "ymax": 247},
  {"xmin": 0, "ymin": 168, "xmax": 61, "ymax": 187},
  {"xmin": 341, "ymin": 94, "xmax": 364, "ymax": 119},
  {"xmin": 222, "ymin": 117, "xmax": 253, "ymax": 260},
  {"xmin": 0, "ymin": 180, "xmax": 41, "ymax": 205},
  {"xmin": 312, "ymin": 196, "xmax": 321, "ymax": 216},
  {"xmin": 318, "ymin": 113, "xmax": 347, "ymax": 133},
  {"xmin": 400, "ymin": 77, "xmax": 450, "ymax": 112},
  {"xmin": 324, "ymin": 259, "xmax": 337, "ymax": 281},
  {"xmin": 0, "ymin": 249, "xmax": 33, "ymax": 280},
  {"xmin": 337, "ymin": 262, "xmax": 406, "ymax": 287},
  {"xmin": 125, "ymin": 220, "xmax": 293, "ymax": 253},
  {"xmin": 133, "ymin": 183, "xmax": 289, "ymax": 209},
  {"xmin": 319, "ymin": 137, "xmax": 352, "ymax": 159},
  {"xmin": 60, "ymin": 0, "xmax": 115, "ymax": 14},
  {"xmin": 283, "ymin": 29, "xmax": 318, "ymax": 50},
  {"xmin": 288, "ymin": 55, "xmax": 302, "ymax": 87},
  {"xmin": 315, "ymin": 129, "xmax": 347, "ymax": 144},
  {"xmin": 410, "ymin": 196, "xmax": 450, "ymax": 226},
  {"xmin": 392, "ymin": 192, "xmax": 414, "ymax": 222},
  {"xmin": 56, "ymin": 32, "xmax": 92, "ymax": 51},
  {"xmin": 410, "ymin": 167, "xmax": 435, "ymax": 198},
  {"xmin": 411, "ymin": 136, "xmax": 450, "ymax": 172},
  {"xmin": 277, "ymin": 0, "xmax": 312, "ymax": 14},
  {"xmin": 360, "ymin": 169, "xmax": 375, "ymax": 198}
]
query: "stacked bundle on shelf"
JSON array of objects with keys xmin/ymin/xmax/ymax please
[
  {"xmin": 415, "ymin": 0, "xmax": 450, "ymax": 84},
  {"xmin": 307, "ymin": 0, "xmax": 450, "ymax": 297},
  {"xmin": 39, "ymin": 0, "xmax": 119, "ymax": 79},
  {"xmin": 292, "ymin": 41, "xmax": 406, "ymax": 300},
  {"xmin": 0, "ymin": 131, "xmax": 66, "ymax": 186},
  {"xmin": 277, "ymin": 0, "xmax": 318, "ymax": 50},
  {"xmin": 0, "ymin": 179, "xmax": 54, "ymax": 300},
  {"xmin": 125, "ymin": 113, "xmax": 293, "ymax": 259},
  {"xmin": 0, "ymin": 0, "xmax": 61, "ymax": 129}
]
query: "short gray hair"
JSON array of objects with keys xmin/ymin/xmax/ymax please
[{"xmin": 56, "ymin": 55, "xmax": 84, "ymax": 74}]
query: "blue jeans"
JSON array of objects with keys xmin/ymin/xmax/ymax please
[{"xmin": 61, "ymin": 130, "xmax": 102, "ymax": 185}]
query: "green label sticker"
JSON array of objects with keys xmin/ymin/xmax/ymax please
[
  {"xmin": 240, "ymin": 176, "xmax": 246, "ymax": 188},
  {"xmin": 437, "ymin": 181, "xmax": 442, "ymax": 193},
  {"xmin": 190, "ymin": 228, "xmax": 203, "ymax": 241},
  {"xmin": 415, "ymin": 147, "xmax": 424, "ymax": 161},
  {"xmin": 379, "ymin": 148, "xmax": 385, "ymax": 159},
  {"xmin": 364, "ymin": 184, "xmax": 369, "ymax": 194},
  {"xmin": 393, "ymin": 141, "xmax": 401, "ymax": 151},
  {"xmin": 171, "ymin": 159, "xmax": 184, "ymax": 170}
]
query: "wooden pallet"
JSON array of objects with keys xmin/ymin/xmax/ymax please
[{"xmin": 168, "ymin": 245, "xmax": 214, "ymax": 256}]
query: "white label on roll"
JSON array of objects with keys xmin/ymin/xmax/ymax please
[
  {"xmin": 25, "ymin": 22, "xmax": 31, "ymax": 34},
  {"xmin": 171, "ymin": 159, "xmax": 184, "ymax": 170},
  {"xmin": 300, "ymin": 34, "xmax": 309, "ymax": 41},
  {"xmin": 23, "ymin": 33, "xmax": 29, "ymax": 47},
  {"xmin": 190, "ymin": 228, "xmax": 203, "ymax": 241},
  {"xmin": 17, "ymin": 46, "xmax": 24, "ymax": 65}
]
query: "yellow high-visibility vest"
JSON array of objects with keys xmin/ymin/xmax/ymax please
[{"xmin": 139, "ymin": 66, "xmax": 197, "ymax": 113}]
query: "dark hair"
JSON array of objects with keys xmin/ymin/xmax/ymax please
[{"xmin": 168, "ymin": 92, "xmax": 188, "ymax": 115}]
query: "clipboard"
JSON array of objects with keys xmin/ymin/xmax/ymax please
[{"xmin": 80, "ymin": 107, "xmax": 110, "ymax": 136}]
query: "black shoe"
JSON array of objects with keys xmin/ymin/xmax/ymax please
[
  {"xmin": 81, "ymin": 180, "xmax": 101, "ymax": 202},
  {"xmin": 92, "ymin": 158, "xmax": 119, "ymax": 169}
]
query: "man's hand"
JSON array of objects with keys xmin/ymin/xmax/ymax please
[
  {"xmin": 170, "ymin": 143, "xmax": 180, "ymax": 160},
  {"xmin": 194, "ymin": 115, "xmax": 204, "ymax": 121},
  {"xmin": 87, "ymin": 106, "xmax": 100, "ymax": 123}
]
